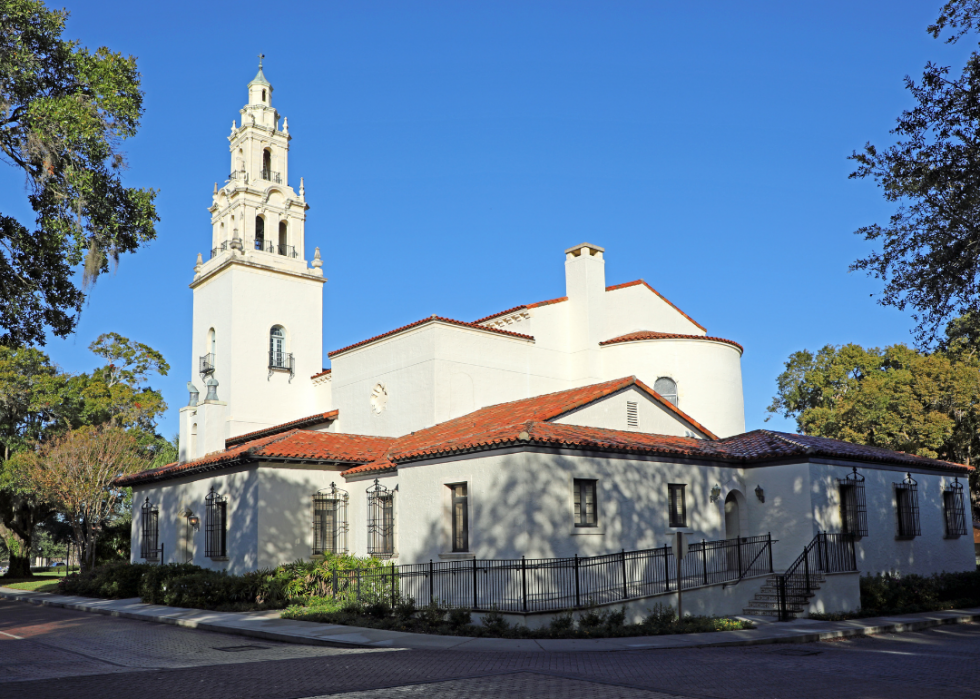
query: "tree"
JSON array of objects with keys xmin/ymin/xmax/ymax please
[
  {"xmin": 0, "ymin": 333, "xmax": 168, "ymax": 576},
  {"xmin": 849, "ymin": 0, "xmax": 980, "ymax": 344},
  {"xmin": 0, "ymin": 0, "xmax": 158, "ymax": 346},
  {"xmin": 11, "ymin": 425, "xmax": 147, "ymax": 572},
  {"xmin": 768, "ymin": 341, "xmax": 980, "ymax": 515}
]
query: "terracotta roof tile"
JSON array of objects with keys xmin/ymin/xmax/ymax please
[
  {"xmin": 328, "ymin": 316, "xmax": 534, "ymax": 358},
  {"xmin": 473, "ymin": 296, "xmax": 568, "ymax": 325},
  {"xmin": 601, "ymin": 331, "xmax": 743, "ymax": 354},
  {"xmin": 116, "ymin": 429, "xmax": 394, "ymax": 487},
  {"xmin": 311, "ymin": 368, "xmax": 332, "ymax": 379},
  {"xmin": 226, "ymin": 410, "xmax": 340, "ymax": 447},
  {"xmin": 606, "ymin": 280, "xmax": 706, "ymax": 333}
]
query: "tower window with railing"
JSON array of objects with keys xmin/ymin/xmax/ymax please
[{"xmin": 255, "ymin": 216, "xmax": 265, "ymax": 250}]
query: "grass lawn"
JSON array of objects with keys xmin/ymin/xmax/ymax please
[{"xmin": 0, "ymin": 571, "xmax": 69, "ymax": 593}]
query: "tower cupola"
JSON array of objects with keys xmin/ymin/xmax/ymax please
[{"xmin": 248, "ymin": 54, "xmax": 272, "ymax": 106}]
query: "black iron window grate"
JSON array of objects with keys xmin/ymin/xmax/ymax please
[
  {"xmin": 944, "ymin": 479, "xmax": 967, "ymax": 538},
  {"xmin": 895, "ymin": 473, "xmax": 920, "ymax": 539},
  {"xmin": 140, "ymin": 497, "xmax": 161, "ymax": 561},
  {"xmin": 313, "ymin": 483, "xmax": 349, "ymax": 555},
  {"xmin": 451, "ymin": 484, "xmax": 469, "ymax": 552},
  {"xmin": 205, "ymin": 487, "xmax": 228, "ymax": 558},
  {"xmin": 668, "ymin": 484, "xmax": 687, "ymax": 528},
  {"xmin": 838, "ymin": 467, "xmax": 868, "ymax": 538},
  {"xmin": 367, "ymin": 479, "xmax": 394, "ymax": 558},
  {"xmin": 573, "ymin": 479, "xmax": 597, "ymax": 527}
]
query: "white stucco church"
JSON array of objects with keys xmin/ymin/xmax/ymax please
[{"xmin": 119, "ymin": 63, "xmax": 975, "ymax": 620}]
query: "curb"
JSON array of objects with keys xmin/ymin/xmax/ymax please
[{"xmin": 3, "ymin": 587, "xmax": 979, "ymax": 652}]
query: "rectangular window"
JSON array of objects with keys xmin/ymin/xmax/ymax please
[
  {"xmin": 368, "ymin": 481, "xmax": 394, "ymax": 558},
  {"xmin": 668, "ymin": 484, "xmax": 687, "ymax": 528},
  {"xmin": 626, "ymin": 401, "xmax": 638, "ymax": 428},
  {"xmin": 837, "ymin": 469, "xmax": 868, "ymax": 538},
  {"xmin": 205, "ymin": 488, "xmax": 227, "ymax": 558},
  {"xmin": 450, "ymin": 483, "xmax": 469, "ymax": 552},
  {"xmin": 573, "ymin": 479, "xmax": 598, "ymax": 527},
  {"xmin": 313, "ymin": 484, "xmax": 348, "ymax": 555},
  {"xmin": 944, "ymin": 481, "xmax": 967, "ymax": 538},
  {"xmin": 140, "ymin": 498, "xmax": 160, "ymax": 562},
  {"xmin": 895, "ymin": 475, "xmax": 920, "ymax": 540}
]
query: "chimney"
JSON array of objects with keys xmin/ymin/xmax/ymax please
[
  {"xmin": 195, "ymin": 376, "xmax": 227, "ymax": 457},
  {"xmin": 565, "ymin": 243, "xmax": 605, "ymax": 382}
]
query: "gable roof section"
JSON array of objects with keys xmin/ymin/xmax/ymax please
[
  {"xmin": 328, "ymin": 316, "xmax": 534, "ymax": 358},
  {"xmin": 226, "ymin": 410, "xmax": 339, "ymax": 447},
  {"xmin": 601, "ymin": 331, "xmax": 743, "ymax": 355},
  {"xmin": 117, "ymin": 429, "xmax": 394, "ymax": 487},
  {"xmin": 605, "ymin": 280, "xmax": 706, "ymax": 333},
  {"xmin": 473, "ymin": 296, "xmax": 569, "ymax": 325}
]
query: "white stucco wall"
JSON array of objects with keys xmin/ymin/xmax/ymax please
[
  {"xmin": 131, "ymin": 466, "xmax": 260, "ymax": 575},
  {"xmin": 603, "ymin": 282, "xmax": 706, "ymax": 339},
  {"xmin": 599, "ymin": 338, "xmax": 744, "ymax": 438},
  {"xmin": 808, "ymin": 462, "xmax": 975, "ymax": 576},
  {"xmin": 552, "ymin": 386, "xmax": 709, "ymax": 438}
]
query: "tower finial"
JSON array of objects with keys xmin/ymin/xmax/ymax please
[{"xmin": 258, "ymin": 53, "xmax": 265, "ymax": 69}]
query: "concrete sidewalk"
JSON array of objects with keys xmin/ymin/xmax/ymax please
[{"xmin": 3, "ymin": 585, "xmax": 979, "ymax": 652}]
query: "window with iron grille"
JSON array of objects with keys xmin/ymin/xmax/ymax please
[
  {"xmin": 313, "ymin": 483, "xmax": 349, "ymax": 555},
  {"xmin": 668, "ymin": 483, "xmax": 687, "ymax": 528},
  {"xmin": 205, "ymin": 487, "xmax": 228, "ymax": 558},
  {"xmin": 626, "ymin": 401, "xmax": 638, "ymax": 428},
  {"xmin": 838, "ymin": 467, "xmax": 868, "ymax": 538},
  {"xmin": 895, "ymin": 474, "xmax": 920, "ymax": 540},
  {"xmin": 573, "ymin": 479, "xmax": 598, "ymax": 527},
  {"xmin": 140, "ymin": 497, "xmax": 160, "ymax": 561},
  {"xmin": 367, "ymin": 479, "xmax": 394, "ymax": 558},
  {"xmin": 943, "ymin": 479, "xmax": 967, "ymax": 538},
  {"xmin": 450, "ymin": 483, "xmax": 468, "ymax": 552}
]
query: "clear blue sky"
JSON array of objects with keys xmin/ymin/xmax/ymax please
[{"xmin": 4, "ymin": 1, "xmax": 974, "ymax": 440}]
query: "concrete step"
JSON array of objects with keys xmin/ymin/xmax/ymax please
[{"xmin": 744, "ymin": 600, "xmax": 806, "ymax": 611}]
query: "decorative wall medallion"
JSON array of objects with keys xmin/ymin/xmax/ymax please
[{"xmin": 370, "ymin": 383, "xmax": 388, "ymax": 414}]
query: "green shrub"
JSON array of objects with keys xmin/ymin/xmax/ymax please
[
  {"xmin": 447, "ymin": 607, "xmax": 471, "ymax": 629},
  {"xmin": 58, "ymin": 561, "xmax": 151, "ymax": 599},
  {"xmin": 480, "ymin": 608, "xmax": 509, "ymax": 633},
  {"xmin": 548, "ymin": 612, "xmax": 574, "ymax": 632}
]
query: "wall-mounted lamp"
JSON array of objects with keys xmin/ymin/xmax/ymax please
[
  {"xmin": 755, "ymin": 485, "xmax": 765, "ymax": 503},
  {"xmin": 710, "ymin": 484, "xmax": 722, "ymax": 503},
  {"xmin": 187, "ymin": 515, "xmax": 200, "ymax": 529}
]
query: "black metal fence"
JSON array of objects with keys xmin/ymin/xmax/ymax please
[
  {"xmin": 326, "ymin": 534, "xmax": 773, "ymax": 613},
  {"xmin": 776, "ymin": 532, "xmax": 856, "ymax": 621}
]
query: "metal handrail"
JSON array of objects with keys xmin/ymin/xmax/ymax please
[
  {"xmin": 199, "ymin": 353, "xmax": 215, "ymax": 375},
  {"xmin": 723, "ymin": 533, "xmax": 776, "ymax": 588},
  {"xmin": 776, "ymin": 532, "xmax": 856, "ymax": 621},
  {"xmin": 269, "ymin": 351, "xmax": 294, "ymax": 373},
  {"xmin": 260, "ymin": 169, "xmax": 282, "ymax": 183}
]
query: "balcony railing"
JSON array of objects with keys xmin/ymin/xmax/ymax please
[
  {"xmin": 269, "ymin": 351, "xmax": 294, "ymax": 374},
  {"xmin": 228, "ymin": 169, "xmax": 247, "ymax": 183},
  {"xmin": 199, "ymin": 353, "xmax": 215, "ymax": 376},
  {"xmin": 255, "ymin": 241, "xmax": 297, "ymax": 258},
  {"xmin": 210, "ymin": 241, "xmax": 230, "ymax": 259},
  {"xmin": 260, "ymin": 169, "xmax": 282, "ymax": 183}
]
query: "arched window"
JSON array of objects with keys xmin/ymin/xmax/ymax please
[
  {"xmin": 269, "ymin": 325, "xmax": 287, "ymax": 369},
  {"xmin": 209, "ymin": 328, "xmax": 216, "ymax": 356},
  {"xmin": 654, "ymin": 377, "xmax": 678, "ymax": 406},
  {"xmin": 278, "ymin": 221, "xmax": 288, "ymax": 255},
  {"xmin": 262, "ymin": 149, "xmax": 272, "ymax": 179},
  {"xmin": 255, "ymin": 216, "xmax": 265, "ymax": 250}
]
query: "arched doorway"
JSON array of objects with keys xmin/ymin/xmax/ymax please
[{"xmin": 725, "ymin": 491, "xmax": 741, "ymax": 539}]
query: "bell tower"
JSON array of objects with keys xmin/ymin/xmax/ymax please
[{"xmin": 181, "ymin": 58, "xmax": 325, "ymax": 461}]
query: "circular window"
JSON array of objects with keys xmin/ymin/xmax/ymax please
[{"xmin": 370, "ymin": 383, "xmax": 388, "ymax": 414}]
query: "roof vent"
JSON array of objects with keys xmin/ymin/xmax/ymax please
[{"xmin": 627, "ymin": 401, "xmax": 638, "ymax": 429}]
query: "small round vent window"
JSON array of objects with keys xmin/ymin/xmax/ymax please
[{"xmin": 370, "ymin": 383, "xmax": 388, "ymax": 414}]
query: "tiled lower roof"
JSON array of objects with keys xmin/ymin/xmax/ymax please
[
  {"xmin": 225, "ymin": 410, "xmax": 340, "ymax": 447},
  {"xmin": 311, "ymin": 368, "xmax": 332, "ymax": 379},
  {"xmin": 328, "ymin": 316, "xmax": 534, "ymax": 358},
  {"xmin": 116, "ymin": 429, "xmax": 394, "ymax": 487},
  {"xmin": 473, "ymin": 296, "xmax": 569, "ymax": 325},
  {"xmin": 600, "ymin": 331, "xmax": 743, "ymax": 354}
]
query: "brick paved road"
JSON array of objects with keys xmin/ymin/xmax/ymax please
[{"xmin": 3, "ymin": 599, "xmax": 980, "ymax": 699}]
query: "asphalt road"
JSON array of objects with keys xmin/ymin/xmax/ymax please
[{"xmin": 1, "ymin": 598, "xmax": 979, "ymax": 699}]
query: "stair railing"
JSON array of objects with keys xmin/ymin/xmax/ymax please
[
  {"xmin": 722, "ymin": 533, "xmax": 776, "ymax": 588},
  {"xmin": 776, "ymin": 532, "xmax": 857, "ymax": 621}
]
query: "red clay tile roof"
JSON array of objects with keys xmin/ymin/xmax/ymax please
[
  {"xmin": 606, "ymin": 280, "xmax": 706, "ymax": 333},
  {"xmin": 116, "ymin": 429, "xmax": 394, "ymax": 487},
  {"xmin": 473, "ymin": 296, "xmax": 569, "ymax": 325},
  {"xmin": 311, "ymin": 368, "xmax": 332, "ymax": 379},
  {"xmin": 328, "ymin": 316, "xmax": 534, "ymax": 358},
  {"xmin": 354, "ymin": 424, "xmax": 971, "ymax": 475},
  {"xmin": 601, "ymin": 331, "xmax": 743, "ymax": 354},
  {"xmin": 225, "ymin": 410, "xmax": 340, "ymax": 447},
  {"xmin": 342, "ymin": 376, "xmax": 717, "ymax": 476}
]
